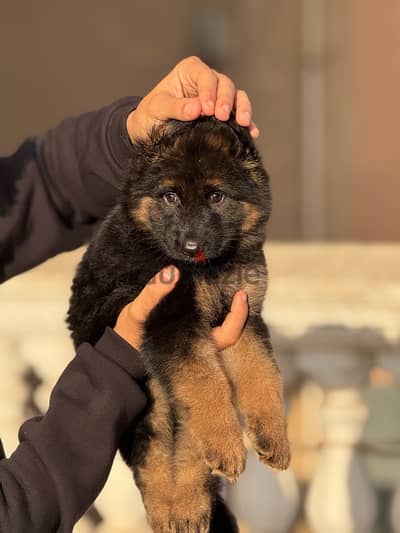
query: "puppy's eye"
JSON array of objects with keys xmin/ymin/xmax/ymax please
[
  {"xmin": 163, "ymin": 192, "xmax": 179, "ymax": 205},
  {"xmin": 208, "ymin": 191, "xmax": 225, "ymax": 205}
]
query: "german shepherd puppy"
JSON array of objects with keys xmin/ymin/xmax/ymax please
[{"xmin": 67, "ymin": 116, "xmax": 290, "ymax": 532}]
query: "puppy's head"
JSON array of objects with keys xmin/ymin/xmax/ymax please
[{"xmin": 124, "ymin": 116, "xmax": 271, "ymax": 262}]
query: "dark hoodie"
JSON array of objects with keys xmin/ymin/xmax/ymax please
[{"xmin": 0, "ymin": 97, "xmax": 148, "ymax": 532}]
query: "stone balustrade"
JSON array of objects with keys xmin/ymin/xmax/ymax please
[{"xmin": 1, "ymin": 243, "xmax": 399, "ymax": 533}]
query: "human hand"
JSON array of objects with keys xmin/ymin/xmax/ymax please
[
  {"xmin": 212, "ymin": 290, "xmax": 249, "ymax": 350},
  {"xmin": 126, "ymin": 56, "xmax": 259, "ymax": 142},
  {"xmin": 114, "ymin": 266, "xmax": 249, "ymax": 351}
]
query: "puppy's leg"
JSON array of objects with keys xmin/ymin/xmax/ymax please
[
  {"xmin": 132, "ymin": 379, "xmax": 175, "ymax": 533},
  {"xmin": 170, "ymin": 338, "xmax": 246, "ymax": 482},
  {"xmin": 169, "ymin": 421, "xmax": 213, "ymax": 533},
  {"xmin": 222, "ymin": 318, "xmax": 290, "ymax": 470}
]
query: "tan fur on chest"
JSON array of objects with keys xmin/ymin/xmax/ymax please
[{"xmin": 194, "ymin": 262, "xmax": 268, "ymax": 323}]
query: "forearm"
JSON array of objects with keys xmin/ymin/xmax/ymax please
[
  {"xmin": 0, "ymin": 97, "xmax": 140, "ymax": 282},
  {"xmin": 37, "ymin": 96, "xmax": 140, "ymax": 222},
  {"xmin": 0, "ymin": 328, "xmax": 147, "ymax": 532}
]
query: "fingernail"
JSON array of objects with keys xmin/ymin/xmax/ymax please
[
  {"xmin": 184, "ymin": 102, "xmax": 195, "ymax": 118},
  {"xmin": 206, "ymin": 100, "xmax": 214, "ymax": 112},
  {"xmin": 222, "ymin": 104, "xmax": 231, "ymax": 116},
  {"xmin": 164, "ymin": 265, "xmax": 180, "ymax": 282},
  {"xmin": 240, "ymin": 291, "xmax": 248, "ymax": 303},
  {"xmin": 242, "ymin": 111, "xmax": 251, "ymax": 119},
  {"xmin": 160, "ymin": 265, "xmax": 176, "ymax": 284}
]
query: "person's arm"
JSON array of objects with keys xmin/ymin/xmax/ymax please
[
  {"xmin": 0, "ymin": 327, "xmax": 147, "ymax": 533},
  {"xmin": 0, "ymin": 96, "xmax": 140, "ymax": 282}
]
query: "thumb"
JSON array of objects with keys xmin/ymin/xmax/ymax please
[
  {"xmin": 148, "ymin": 92, "xmax": 202, "ymax": 121},
  {"xmin": 129, "ymin": 266, "xmax": 180, "ymax": 323},
  {"xmin": 212, "ymin": 290, "xmax": 249, "ymax": 350}
]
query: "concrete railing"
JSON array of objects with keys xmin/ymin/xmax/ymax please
[{"xmin": 1, "ymin": 243, "xmax": 399, "ymax": 533}]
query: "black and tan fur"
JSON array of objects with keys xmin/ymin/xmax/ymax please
[{"xmin": 67, "ymin": 116, "xmax": 290, "ymax": 532}]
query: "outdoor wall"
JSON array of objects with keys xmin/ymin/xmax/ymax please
[
  {"xmin": 0, "ymin": 1, "xmax": 303, "ymax": 241},
  {"xmin": 351, "ymin": 0, "xmax": 400, "ymax": 240}
]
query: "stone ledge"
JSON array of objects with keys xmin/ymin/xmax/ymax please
[{"xmin": 2, "ymin": 243, "xmax": 399, "ymax": 343}]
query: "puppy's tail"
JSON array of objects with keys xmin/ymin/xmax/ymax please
[{"xmin": 210, "ymin": 493, "xmax": 239, "ymax": 533}]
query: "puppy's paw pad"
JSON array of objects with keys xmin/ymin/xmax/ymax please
[
  {"xmin": 146, "ymin": 501, "xmax": 172, "ymax": 533},
  {"xmin": 205, "ymin": 438, "xmax": 247, "ymax": 482},
  {"xmin": 149, "ymin": 520, "xmax": 172, "ymax": 533},
  {"xmin": 255, "ymin": 432, "xmax": 291, "ymax": 471},
  {"xmin": 168, "ymin": 514, "xmax": 210, "ymax": 533}
]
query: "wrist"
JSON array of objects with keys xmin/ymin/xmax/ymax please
[
  {"xmin": 95, "ymin": 327, "xmax": 146, "ymax": 380},
  {"xmin": 113, "ymin": 319, "xmax": 144, "ymax": 352},
  {"xmin": 126, "ymin": 105, "xmax": 147, "ymax": 143},
  {"xmin": 126, "ymin": 110, "xmax": 137, "ymax": 144},
  {"xmin": 106, "ymin": 96, "xmax": 142, "ymax": 165}
]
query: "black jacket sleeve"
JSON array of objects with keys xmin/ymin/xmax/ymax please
[
  {"xmin": 0, "ymin": 327, "xmax": 147, "ymax": 533},
  {"xmin": 0, "ymin": 96, "xmax": 140, "ymax": 282}
]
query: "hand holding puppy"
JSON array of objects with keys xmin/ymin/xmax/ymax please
[{"xmin": 114, "ymin": 265, "xmax": 249, "ymax": 351}]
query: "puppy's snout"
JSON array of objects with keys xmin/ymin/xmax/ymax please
[{"xmin": 184, "ymin": 239, "xmax": 200, "ymax": 256}]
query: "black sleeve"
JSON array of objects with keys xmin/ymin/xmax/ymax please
[
  {"xmin": 0, "ymin": 96, "xmax": 140, "ymax": 282},
  {"xmin": 0, "ymin": 327, "xmax": 147, "ymax": 533}
]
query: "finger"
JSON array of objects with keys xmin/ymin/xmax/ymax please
[
  {"xmin": 215, "ymin": 72, "xmax": 236, "ymax": 121},
  {"xmin": 147, "ymin": 92, "xmax": 202, "ymax": 122},
  {"xmin": 235, "ymin": 89, "xmax": 252, "ymax": 127},
  {"xmin": 212, "ymin": 290, "xmax": 249, "ymax": 350},
  {"xmin": 249, "ymin": 121, "xmax": 260, "ymax": 138},
  {"xmin": 179, "ymin": 57, "xmax": 219, "ymax": 115},
  {"xmin": 129, "ymin": 265, "xmax": 180, "ymax": 322}
]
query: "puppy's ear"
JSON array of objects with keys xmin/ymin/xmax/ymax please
[
  {"xmin": 226, "ymin": 115, "xmax": 258, "ymax": 161},
  {"xmin": 127, "ymin": 123, "xmax": 170, "ymax": 179},
  {"xmin": 197, "ymin": 119, "xmax": 242, "ymax": 159},
  {"xmin": 128, "ymin": 150, "xmax": 149, "ymax": 179},
  {"xmin": 225, "ymin": 117, "xmax": 269, "ymax": 186},
  {"xmin": 209, "ymin": 131, "xmax": 242, "ymax": 159}
]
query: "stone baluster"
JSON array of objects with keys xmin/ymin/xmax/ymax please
[
  {"xmin": 298, "ymin": 326, "xmax": 378, "ymax": 533},
  {"xmin": 391, "ymin": 487, "xmax": 400, "ymax": 533},
  {"xmin": 18, "ymin": 333, "xmax": 74, "ymax": 412},
  {"xmin": 227, "ymin": 452, "xmax": 300, "ymax": 533},
  {"xmin": 95, "ymin": 455, "xmax": 151, "ymax": 533},
  {"xmin": 227, "ymin": 343, "xmax": 301, "ymax": 533},
  {"xmin": 376, "ymin": 346, "xmax": 400, "ymax": 533}
]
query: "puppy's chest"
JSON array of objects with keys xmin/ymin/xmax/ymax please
[{"xmin": 194, "ymin": 262, "xmax": 267, "ymax": 324}]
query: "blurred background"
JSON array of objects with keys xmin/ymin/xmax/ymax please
[{"xmin": 1, "ymin": 1, "xmax": 400, "ymax": 532}]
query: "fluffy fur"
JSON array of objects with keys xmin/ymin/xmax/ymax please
[{"xmin": 67, "ymin": 116, "xmax": 290, "ymax": 532}]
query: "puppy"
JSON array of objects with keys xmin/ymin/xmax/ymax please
[{"xmin": 67, "ymin": 116, "xmax": 290, "ymax": 532}]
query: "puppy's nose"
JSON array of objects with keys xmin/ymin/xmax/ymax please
[{"xmin": 184, "ymin": 239, "xmax": 199, "ymax": 255}]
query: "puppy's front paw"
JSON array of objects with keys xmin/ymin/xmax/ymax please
[
  {"xmin": 169, "ymin": 488, "xmax": 211, "ymax": 533},
  {"xmin": 203, "ymin": 424, "xmax": 247, "ymax": 482},
  {"xmin": 168, "ymin": 515, "xmax": 210, "ymax": 533},
  {"xmin": 249, "ymin": 415, "xmax": 291, "ymax": 471},
  {"xmin": 147, "ymin": 503, "xmax": 172, "ymax": 533}
]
